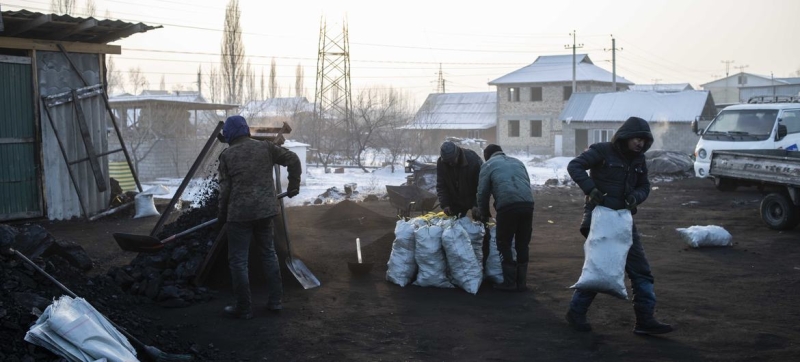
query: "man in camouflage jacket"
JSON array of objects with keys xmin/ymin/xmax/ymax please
[{"xmin": 217, "ymin": 115, "xmax": 301, "ymax": 319}]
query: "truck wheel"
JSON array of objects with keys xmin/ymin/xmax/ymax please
[
  {"xmin": 714, "ymin": 177, "xmax": 737, "ymax": 192},
  {"xmin": 760, "ymin": 193, "xmax": 800, "ymax": 230}
]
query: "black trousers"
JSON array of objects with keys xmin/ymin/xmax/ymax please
[{"xmin": 495, "ymin": 207, "xmax": 534, "ymax": 264}]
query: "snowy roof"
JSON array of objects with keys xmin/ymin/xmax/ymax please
[
  {"xmin": 242, "ymin": 97, "xmax": 314, "ymax": 117},
  {"xmin": 405, "ymin": 92, "xmax": 496, "ymax": 130},
  {"xmin": 108, "ymin": 91, "xmax": 238, "ymax": 110},
  {"xmin": 777, "ymin": 77, "xmax": 800, "ymax": 85},
  {"xmin": 700, "ymin": 72, "xmax": 777, "ymax": 87},
  {"xmin": 488, "ymin": 54, "xmax": 633, "ymax": 86},
  {"xmin": 559, "ymin": 91, "xmax": 714, "ymax": 123},
  {"xmin": 628, "ymin": 83, "xmax": 694, "ymax": 92},
  {"xmin": 283, "ymin": 140, "xmax": 310, "ymax": 148}
]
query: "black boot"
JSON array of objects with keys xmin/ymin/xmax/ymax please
[
  {"xmin": 565, "ymin": 309, "xmax": 592, "ymax": 332},
  {"xmin": 493, "ymin": 261, "xmax": 517, "ymax": 291},
  {"xmin": 516, "ymin": 263, "xmax": 528, "ymax": 292},
  {"xmin": 633, "ymin": 315, "xmax": 673, "ymax": 335},
  {"xmin": 223, "ymin": 304, "xmax": 253, "ymax": 320}
]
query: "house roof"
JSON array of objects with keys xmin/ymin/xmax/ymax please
[
  {"xmin": 559, "ymin": 90, "xmax": 714, "ymax": 123},
  {"xmin": 242, "ymin": 97, "xmax": 314, "ymax": 117},
  {"xmin": 108, "ymin": 91, "xmax": 238, "ymax": 110},
  {"xmin": 776, "ymin": 77, "xmax": 800, "ymax": 85},
  {"xmin": 1, "ymin": 9, "xmax": 161, "ymax": 44},
  {"xmin": 405, "ymin": 92, "xmax": 496, "ymax": 130},
  {"xmin": 700, "ymin": 72, "xmax": 781, "ymax": 87},
  {"xmin": 628, "ymin": 83, "xmax": 694, "ymax": 92},
  {"xmin": 488, "ymin": 54, "xmax": 633, "ymax": 86}
]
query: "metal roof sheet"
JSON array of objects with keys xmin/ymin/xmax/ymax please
[
  {"xmin": 628, "ymin": 83, "xmax": 694, "ymax": 92},
  {"xmin": 1, "ymin": 9, "xmax": 161, "ymax": 44},
  {"xmin": 488, "ymin": 54, "xmax": 633, "ymax": 86},
  {"xmin": 109, "ymin": 91, "xmax": 238, "ymax": 110},
  {"xmin": 242, "ymin": 97, "xmax": 314, "ymax": 117},
  {"xmin": 406, "ymin": 92, "xmax": 496, "ymax": 130},
  {"xmin": 559, "ymin": 91, "xmax": 713, "ymax": 123}
]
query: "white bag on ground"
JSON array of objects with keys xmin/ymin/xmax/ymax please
[
  {"xmin": 412, "ymin": 222, "xmax": 454, "ymax": 288},
  {"xmin": 441, "ymin": 219, "xmax": 483, "ymax": 294},
  {"xmin": 457, "ymin": 217, "xmax": 486, "ymax": 266},
  {"xmin": 25, "ymin": 295, "xmax": 138, "ymax": 362},
  {"xmin": 133, "ymin": 193, "xmax": 159, "ymax": 219},
  {"xmin": 676, "ymin": 225, "xmax": 733, "ymax": 248},
  {"xmin": 386, "ymin": 219, "xmax": 418, "ymax": 287},
  {"xmin": 570, "ymin": 206, "xmax": 633, "ymax": 300},
  {"xmin": 483, "ymin": 226, "xmax": 516, "ymax": 284}
]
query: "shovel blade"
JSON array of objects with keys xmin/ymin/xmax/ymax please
[
  {"xmin": 113, "ymin": 232, "xmax": 162, "ymax": 252},
  {"xmin": 286, "ymin": 257, "xmax": 320, "ymax": 289}
]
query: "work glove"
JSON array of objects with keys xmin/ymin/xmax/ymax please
[
  {"xmin": 216, "ymin": 132, "xmax": 226, "ymax": 143},
  {"xmin": 589, "ymin": 188, "xmax": 605, "ymax": 205},
  {"xmin": 287, "ymin": 182, "xmax": 300, "ymax": 198},
  {"xmin": 442, "ymin": 206, "xmax": 453, "ymax": 216},
  {"xmin": 625, "ymin": 195, "xmax": 638, "ymax": 210}
]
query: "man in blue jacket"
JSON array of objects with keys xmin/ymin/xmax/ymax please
[
  {"xmin": 565, "ymin": 116, "xmax": 673, "ymax": 335},
  {"xmin": 476, "ymin": 144, "xmax": 535, "ymax": 292}
]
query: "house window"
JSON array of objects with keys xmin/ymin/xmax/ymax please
[
  {"xmin": 530, "ymin": 87, "xmax": 542, "ymax": 102},
  {"xmin": 508, "ymin": 87, "xmax": 520, "ymax": 102},
  {"xmin": 467, "ymin": 129, "xmax": 481, "ymax": 139},
  {"xmin": 563, "ymin": 86, "xmax": 573, "ymax": 101},
  {"xmin": 529, "ymin": 120, "xmax": 542, "ymax": 137},
  {"xmin": 738, "ymin": 75, "xmax": 747, "ymax": 85},
  {"xmin": 781, "ymin": 110, "xmax": 800, "ymax": 134},
  {"xmin": 592, "ymin": 129, "xmax": 615, "ymax": 143},
  {"xmin": 508, "ymin": 120, "xmax": 520, "ymax": 137}
]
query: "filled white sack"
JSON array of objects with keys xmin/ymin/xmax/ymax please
[
  {"xmin": 412, "ymin": 223, "xmax": 454, "ymax": 288},
  {"xmin": 676, "ymin": 225, "xmax": 733, "ymax": 248},
  {"xmin": 441, "ymin": 219, "xmax": 483, "ymax": 295},
  {"xmin": 570, "ymin": 206, "xmax": 633, "ymax": 300},
  {"xmin": 483, "ymin": 226, "xmax": 516, "ymax": 284},
  {"xmin": 386, "ymin": 219, "xmax": 418, "ymax": 287},
  {"xmin": 133, "ymin": 193, "xmax": 159, "ymax": 219},
  {"xmin": 456, "ymin": 217, "xmax": 485, "ymax": 267}
]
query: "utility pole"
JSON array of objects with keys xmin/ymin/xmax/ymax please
[
  {"xmin": 436, "ymin": 63, "xmax": 446, "ymax": 93},
  {"xmin": 721, "ymin": 60, "xmax": 735, "ymax": 77},
  {"xmin": 565, "ymin": 30, "xmax": 583, "ymax": 93},
  {"xmin": 721, "ymin": 60, "xmax": 735, "ymax": 104},
  {"xmin": 604, "ymin": 35, "xmax": 622, "ymax": 91},
  {"xmin": 196, "ymin": 65, "xmax": 202, "ymax": 96}
]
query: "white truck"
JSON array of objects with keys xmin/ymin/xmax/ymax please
[{"xmin": 692, "ymin": 96, "xmax": 800, "ymax": 190}]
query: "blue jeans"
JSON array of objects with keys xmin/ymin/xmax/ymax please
[
  {"xmin": 227, "ymin": 217, "xmax": 283, "ymax": 309},
  {"xmin": 569, "ymin": 224, "xmax": 656, "ymax": 317}
]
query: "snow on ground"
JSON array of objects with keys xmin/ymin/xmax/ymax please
[{"xmin": 142, "ymin": 152, "xmax": 575, "ymax": 208}]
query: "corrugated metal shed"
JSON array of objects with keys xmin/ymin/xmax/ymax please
[
  {"xmin": 559, "ymin": 91, "xmax": 715, "ymax": 123},
  {"xmin": 488, "ymin": 54, "xmax": 633, "ymax": 86},
  {"xmin": 629, "ymin": 83, "xmax": 694, "ymax": 92},
  {"xmin": 108, "ymin": 91, "xmax": 239, "ymax": 111},
  {"xmin": 1, "ymin": 9, "xmax": 161, "ymax": 44},
  {"xmin": 406, "ymin": 92, "xmax": 496, "ymax": 130}
]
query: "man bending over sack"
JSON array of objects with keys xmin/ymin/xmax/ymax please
[{"xmin": 565, "ymin": 116, "xmax": 673, "ymax": 335}]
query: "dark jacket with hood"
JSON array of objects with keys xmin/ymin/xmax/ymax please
[
  {"xmin": 568, "ymin": 117, "xmax": 654, "ymax": 232},
  {"xmin": 436, "ymin": 147, "xmax": 483, "ymax": 215}
]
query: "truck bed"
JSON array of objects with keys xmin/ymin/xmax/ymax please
[{"xmin": 709, "ymin": 149, "xmax": 800, "ymax": 187}]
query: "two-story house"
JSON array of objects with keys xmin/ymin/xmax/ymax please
[{"xmin": 488, "ymin": 54, "xmax": 633, "ymax": 155}]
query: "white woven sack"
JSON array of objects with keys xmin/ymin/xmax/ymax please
[
  {"xmin": 386, "ymin": 219, "xmax": 418, "ymax": 287},
  {"xmin": 483, "ymin": 226, "xmax": 516, "ymax": 284},
  {"xmin": 676, "ymin": 225, "xmax": 732, "ymax": 248},
  {"xmin": 133, "ymin": 193, "xmax": 160, "ymax": 219},
  {"xmin": 456, "ymin": 217, "xmax": 485, "ymax": 266},
  {"xmin": 570, "ymin": 206, "xmax": 633, "ymax": 300},
  {"xmin": 412, "ymin": 223, "xmax": 454, "ymax": 288},
  {"xmin": 441, "ymin": 219, "xmax": 483, "ymax": 294}
]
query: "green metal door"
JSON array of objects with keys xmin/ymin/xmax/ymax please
[{"xmin": 0, "ymin": 56, "xmax": 42, "ymax": 220}]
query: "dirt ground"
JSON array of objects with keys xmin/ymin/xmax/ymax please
[{"xmin": 40, "ymin": 177, "xmax": 800, "ymax": 361}]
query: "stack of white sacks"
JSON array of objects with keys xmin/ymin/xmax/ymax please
[{"xmin": 386, "ymin": 214, "xmax": 512, "ymax": 295}]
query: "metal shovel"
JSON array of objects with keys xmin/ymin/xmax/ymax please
[
  {"xmin": 274, "ymin": 165, "xmax": 320, "ymax": 289},
  {"xmin": 113, "ymin": 192, "xmax": 288, "ymax": 253}
]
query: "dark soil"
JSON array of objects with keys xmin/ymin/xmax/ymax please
[{"xmin": 11, "ymin": 177, "xmax": 800, "ymax": 361}]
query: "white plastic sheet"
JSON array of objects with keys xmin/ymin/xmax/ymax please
[
  {"xmin": 676, "ymin": 225, "xmax": 733, "ymax": 248},
  {"xmin": 412, "ymin": 223, "xmax": 454, "ymax": 288},
  {"xmin": 386, "ymin": 219, "xmax": 418, "ymax": 287},
  {"xmin": 441, "ymin": 219, "xmax": 483, "ymax": 294},
  {"xmin": 570, "ymin": 206, "xmax": 633, "ymax": 300},
  {"xmin": 25, "ymin": 295, "xmax": 138, "ymax": 362}
]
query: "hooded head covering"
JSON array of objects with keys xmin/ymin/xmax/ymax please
[
  {"xmin": 440, "ymin": 141, "xmax": 459, "ymax": 164},
  {"xmin": 483, "ymin": 144, "xmax": 503, "ymax": 161},
  {"xmin": 611, "ymin": 116, "xmax": 654, "ymax": 155},
  {"xmin": 222, "ymin": 115, "xmax": 250, "ymax": 143}
]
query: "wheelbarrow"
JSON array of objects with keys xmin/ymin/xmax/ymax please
[{"xmin": 386, "ymin": 185, "xmax": 438, "ymax": 219}]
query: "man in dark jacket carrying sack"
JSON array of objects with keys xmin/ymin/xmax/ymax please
[
  {"xmin": 217, "ymin": 115, "xmax": 302, "ymax": 319},
  {"xmin": 476, "ymin": 144, "xmax": 534, "ymax": 292},
  {"xmin": 436, "ymin": 141, "xmax": 483, "ymax": 218},
  {"xmin": 564, "ymin": 116, "xmax": 672, "ymax": 335}
]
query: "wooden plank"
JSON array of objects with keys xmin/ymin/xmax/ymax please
[
  {"xmin": 194, "ymin": 225, "xmax": 228, "ymax": 287},
  {"xmin": 0, "ymin": 36, "xmax": 121, "ymax": 54},
  {"xmin": 5, "ymin": 14, "xmax": 52, "ymax": 37},
  {"xmin": 71, "ymin": 90, "xmax": 108, "ymax": 192}
]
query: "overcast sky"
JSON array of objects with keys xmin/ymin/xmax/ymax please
[{"xmin": 5, "ymin": 0, "xmax": 800, "ymax": 106}]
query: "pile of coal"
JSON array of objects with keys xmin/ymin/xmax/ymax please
[{"xmin": 0, "ymin": 224, "xmax": 200, "ymax": 361}]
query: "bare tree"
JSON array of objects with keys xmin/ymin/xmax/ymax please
[
  {"xmin": 105, "ymin": 55, "xmax": 124, "ymax": 94},
  {"xmin": 349, "ymin": 87, "xmax": 413, "ymax": 172},
  {"xmin": 269, "ymin": 58, "xmax": 277, "ymax": 98},
  {"xmin": 51, "ymin": 0, "xmax": 76, "ymax": 15},
  {"xmin": 260, "ymin": 68, "xmax": 265, "ymax": 100},
  {"xmin": 220, "ymin": 0, "xmax": 246, "ymax": 105},
  {"xmin": 159, "ymin": 75, "xmax": 166, "ymax": 91},
  {"xmin": 208, "ymin": 65, "xmax": 222, "ymax": 104},
  {"xmin": 84, "ymin": 0, "xmax": 96, "ymax": 17},
  {"xmin": 128, "ymin": 66, "xmax": 149, "ymax": 95},
  {"xmin": 295, "ymin": 63, "xmax": 304, "ymax": 97}
]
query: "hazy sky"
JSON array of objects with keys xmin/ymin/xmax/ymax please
[{"xmin": 5, "ymin": 0, "xmax": 800, "ymax": 106}]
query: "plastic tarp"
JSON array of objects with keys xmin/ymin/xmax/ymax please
[
  {"xmin": 570, "ymin": 206, "xmax": 633, "ymax": 300},
  {"xmin": 386, "ymin": 219, "xmax": 418, "ymax": 287},
  {"xmin": 676, "ymin": 225, "xmax": 733, "ymax": 248},
  {"xmin": 441, "ymin": 219, "xmax": 483, "ymax": 295},
  {"xmin": 25, "ymin": 295, "xmax": 138, "ymax": 362}
]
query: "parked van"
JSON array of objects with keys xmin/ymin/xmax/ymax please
[{"xmin": 692, "ymin": 96, "xmax": 800, "ymax": 184}]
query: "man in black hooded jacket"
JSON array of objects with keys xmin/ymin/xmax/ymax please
[
  {"xmin": 564, "ymin": 116, "xmax": 673, "ymax": 336},
  {"xmin": 436, "ymin": 141, "xmax": 483, "ymax": 218}
]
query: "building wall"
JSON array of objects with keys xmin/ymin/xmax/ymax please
[
  {"xmin": 108, "ymin": 137, "xmax": 206, "ymax": 183},
  {"xmin": 410, "ymin": 128, "xmax": 496, "ymax": 156},
  {"xmin": 561, "ymin": 121, "xmax": 700, "ymax": 157},
  {"xmin": 496, "ymin": 81, "xmax": 618, "ymax": 154}
]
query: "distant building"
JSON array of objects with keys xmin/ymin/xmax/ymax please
[
  {"xmin": 559, "ymin": 91, "xmax": 716, "ymax": 156},
  {"xmin": 488, "ymin": 54, "xmax": 633, "ymax": 155},
  {"xmin": 701, "ymin": 72, "xmax": 800, "ymax": 107},
  {"xmin": 629, "ymin": 83, "xmax": 694, "ymax": 92},
  {"xmin": 241, "ymin": 97, "xmax": 314, "ymax": 127},
  {"xmin": 405, "ymin": 92, "xmax": 496, "ymax": 154}
]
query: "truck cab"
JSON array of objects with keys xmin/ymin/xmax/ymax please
[{"xmin": 693, "ymin": 98, "xmax": 800, "ymax": 180}]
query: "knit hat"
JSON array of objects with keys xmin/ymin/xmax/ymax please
[
  {"xmin": 440, "ymin": 141, "xmax": 459, "ymax": 163},
  {"xmin": 222, "ymin": 115, "xmax": 251, "ymax": 143},
  {"xmin": 483, "ymin": 144, "xmax": 502, "ymax": 161}
]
